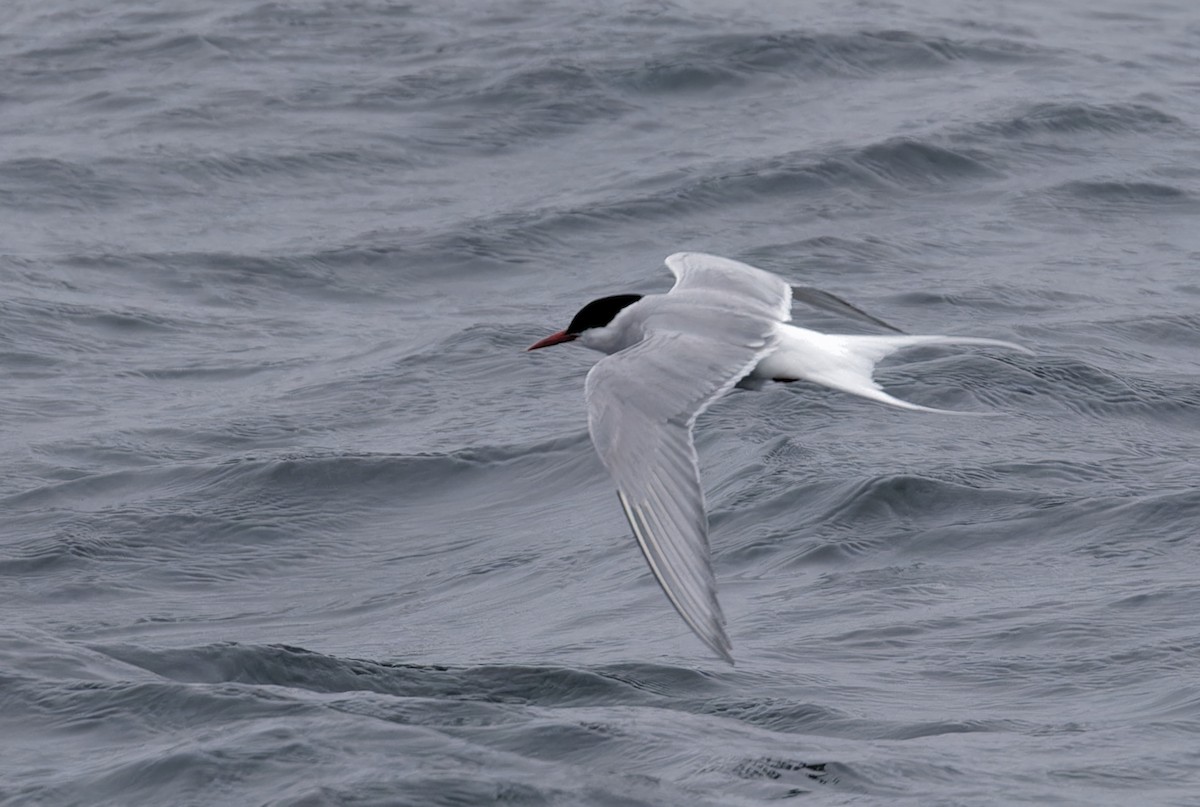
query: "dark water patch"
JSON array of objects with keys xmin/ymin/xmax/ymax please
[
  {"xmin": 0, "ymin": 350, "xmax": 72, "ymax": 377},
  {"xmin": 310, "ymin": 232, "xmax": 546, "ymax": 280},
  {"xmin": 90, "ymin": 642, "xmax": 724, "ymax": 708},
  {"xmin": 1, "ymin": 462, "xmax": 230, "ymax": 514},
  {"xmin": 934, "ymin": 624, "xmax": 1200, "ymax": 705},
  {"xmin": 107, "ymin": 6, "xmax": 215, "ymax": 26},
  {"xmin": 0, "ymin": 395, "xmax": 106, "ymax": 428},
  {"xmin": 33, "ymin": 648, "xmax": 904, "ymax": 802},
  {"xmin": 186, "ymin": 222, "xmax": 576, "ymax": 288},
  {"xmin": 384, "ymin": 322, "xmax": 559, "ymax": 381},
  {"xmin": 3, "ymin": 433, "xmax": 597, "ymax": 548},
  {"xmin": 139, "ymin": 148, "xmax": 420, "ymax": 186},
  {"xmin": 295, "ymin": 136, "xmax": 999, "ymax": 278},
  {"xmin": 1019, "ymin": 179, "xmax": 1198, "ymax": 220},
  {"xmin": 85, "ymin": 311, "xmax": 180, "ymax": 334},
  {"xmin": 1051, "ymin": 312, "xmax": 1200, "ymax": 377},
  {"xmin": 0, "ymin": 451, "xmax": 416, "ymax": 581},
  {"xmin": 371, "ymin": 58, "xmax": 638, "ymax": 153},
  {"xmin": 1009, "ymin": 355, "xmax": 1200, "ymax": 419},
  {"xmin": 614, "ymin": 29, "xmax": 1050, "ymax": 93},
  {"xmin": 110, "ymin": 416, "xmax": 335, "ymax": 458},
  {"xmin": 1068, "ymin": 489, "xmax": 1200, "ymax": 553},
  {"xmin": 1110, "ymin": 585, "xmax": 1200, "ymax": 614},
  {"xmin": 425, "ymin": 81, "xmax": 634, "ymax": 152},
  {"xmin": 11, "ymin": 30, "xmax": 248, "ymax": 86},
  {"xmin": 0, "ymin": 157, "xmax": 193, "ymax": 212},
  {"xmin": 977, "ymin": 101, "xmax": 1184, "ymax": 138},
  {"xmin": 882, "ymin": 718, "xmax": 1024, "ymax": 741},
  {"xmin": 130, "ymin": 101, "xmax": 240, "ymax": 133},
  {"xmin": 465, "ymin": 63, "xmax": 611, "ymax": 110},
  {"xmin": 0, "ymin": 523, "xmax": 140, "ymax": 576},
  {"xmin": 0, "ymin": 506, "xmax": 330, "ymax": 582},
  {"xmin": 970, "ymin": 459, "xmax": 1123, "ymax": 487},
  {"xmin": 613, "ymin": 59, "xmax": 745, "ymax": 95},
  {"xmin": 724, "ymin": 455, "xmax": 1118, "ymax": 570},
  {"xmin": 874, "ymin": 350, "xmax": 1038, "ymax": 411},
  {"xmin": 899, "ymin": 492, "xmax": 1189, "ymax": 566},
  {"xmin": 1056, "ymin": 179, "xmax": 1191, "ymax": 203},
  {"xmin": 720, "ymin": 470, "xmax": 1031, "ymax": 568},
  {"xmin": 688, "ymin": 138, "xmax": 995, "ymax": 205},
  {"xmin": 731, "ymin": 756, "xmax": 834, "ymax": 787},
  {"xmin": 703, "ymin": 696, "xmax": 852, "ymax": 734},
  {"xmin": 726, "ymin": 758, "xmax": 887, "ymax": 799},
  {"xmin": 123, "ymin": 32, "xmax": 242, "ymax": 62},
  {"xmin": 68, "ymin": 89, "xmax": 160, "ymax": 113},
  {"xmin": 240, "ymin": 439, "xmax": 596, "ymax": 504},
  {"xmin": 702, "ymin": 693, "xmax": 1023, "ymax": 747},
  {"xmin": 759, "ymin": 234, "xmax": 907, "ymax": 273},
  {"xmin": 689, "ymin": 139, "xmax": 994, "ymax": 205},
  {"xmin": 220, "ymin": 0, "xmax": 425, "ymax": 49},
  {"xmin": 60, "ymin": 250, "xmax": 350, "ymax": 299},
  {"xmin": 1083, "ymin": 9, "xmax": 1161, "ymax": 22},
  {"xmin": 12, "ymin": 675, "xmax": 305, "ymax": 734},
  {"xmin": 396, "ymin": 137, "xmax": 1001, "ymax": 259},
  {"xmin": 2, "ymin": 672, "xmax": 341, "ymax": 807},
  {"xmin": 118, "ymin": 359, "xmax": 303, "ymax": 383},
  {"xmin": 0, "ymin": 629, "xmax": 160, "ymax": 684},
  {"xmin": 350, "ymin": 66, "xmax": 489, "ymax": 110},
  {"xmin": 852, "ymin": 138, "xmax": 997, "ymax": 186},
  {"xmin": 15, "ymin": 29, "xmax": 158, "ymax": 65},
  {"xmin": 1097, "ymin": 312, "xmax": 1200, "ymax": 347},
  {"xmin": 893, "ymin": 285, "xmax": 1101, "ymax": 315},
  {"xmin": 0, "ymin": 297, "xmax": 200, "ymax": 354}
]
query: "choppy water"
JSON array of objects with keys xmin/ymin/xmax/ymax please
[{"xmin": 3, "ymin": 0, "xmax": 1199, "ymax": 804}]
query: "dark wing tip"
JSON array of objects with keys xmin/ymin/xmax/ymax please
[{"xmin": 791, "ymin": 285, "xmax": 905, "ymax": 333}]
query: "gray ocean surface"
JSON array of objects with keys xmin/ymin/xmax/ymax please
[{"xmin": 3, "ymin": 0, "xmax": 1199, "ymax": 804}]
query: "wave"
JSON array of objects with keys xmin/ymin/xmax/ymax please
[
  {"xmin": 0, "ymin": 158, "xmax": 168, "ymax": 213},
  {"xmin": 306, "ymin": 135, "xmax": 1000, "ymax": 276},
  {"xmin": 1012, "ymin": 178, "xmax": 1197, "ymax": 220},
  {"xmin": 975, "ymin": 101, "xmax": 1184, "ymax": 138},
  {"xmin": 0, "ymin": 430, "xmax": 598, "ymax": 585},
  {"xmin": 1004, "ymin": 354, "xmax": 1200, "ymax": 418},
  {"xmin": 1, "ymin": 635, "xmax": 893, "ymax": 802},
  {"xmin": 3, "ymin": 430, "xmax": 592, "ymax": 508},
  {"xmin": 614, "ymin": 28, "xmax": 1051, "ymax": 92}
]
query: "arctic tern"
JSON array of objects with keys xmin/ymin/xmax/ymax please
[{"xmin": 528, "ymin": 252, "xmax": 1028, "ymax": 663}]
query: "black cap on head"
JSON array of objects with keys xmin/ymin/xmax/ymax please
[{"xmin": 566, "ymin": 294, "xmax": 642, "ymax": 335}]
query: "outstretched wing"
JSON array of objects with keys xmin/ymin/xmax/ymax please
[
  {"xmin": 665, "ymin": 252, "xmax": 793, "ymax": 324},
  {"xmin": 667, "ymin": 251, "xmax": 901, "ymax": 332},
  {"xmin": 584, "ymin": 253, "xmax": 791, "ymax": 661}
]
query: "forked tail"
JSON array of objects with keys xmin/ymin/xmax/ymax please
[{"xmin": 763, "ymin": 326, "xmax": 1031, "ymax": 414}]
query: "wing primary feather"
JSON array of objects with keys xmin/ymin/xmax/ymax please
[
  {"xmin": 634, "ymin": 488, "xmax": 713, "ymax": 622},
  {"xmin": 618, "ymin": 491, "xmax": 697, "ymax": 624},
  {"xmin": 618, "ymin": 491, "xmax": 733, "ymax": 663},
  {"xmin": 639, "ymin": 485, "xmax": 715, "ymax": 619}
]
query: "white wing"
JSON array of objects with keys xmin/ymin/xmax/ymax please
[
  {"xmin": 670, "ymin": 250, "xmax": 904, "ymax": 331},
  {"xmin": 665, "ymin": 252, "xmax": 793, "ymax": 323},
  {"xmin": 584, "ymin": 253, "xmax": 792, "ymax": 661}
]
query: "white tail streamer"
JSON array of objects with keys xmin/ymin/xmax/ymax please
[{"xmin": 752, "ymin": 325, "xmax": 1031, "ymax": 414}]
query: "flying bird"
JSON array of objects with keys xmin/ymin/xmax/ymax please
[{"xmin": 528, "ymin": 252, "xmax": 1027, "ymax": 662}]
